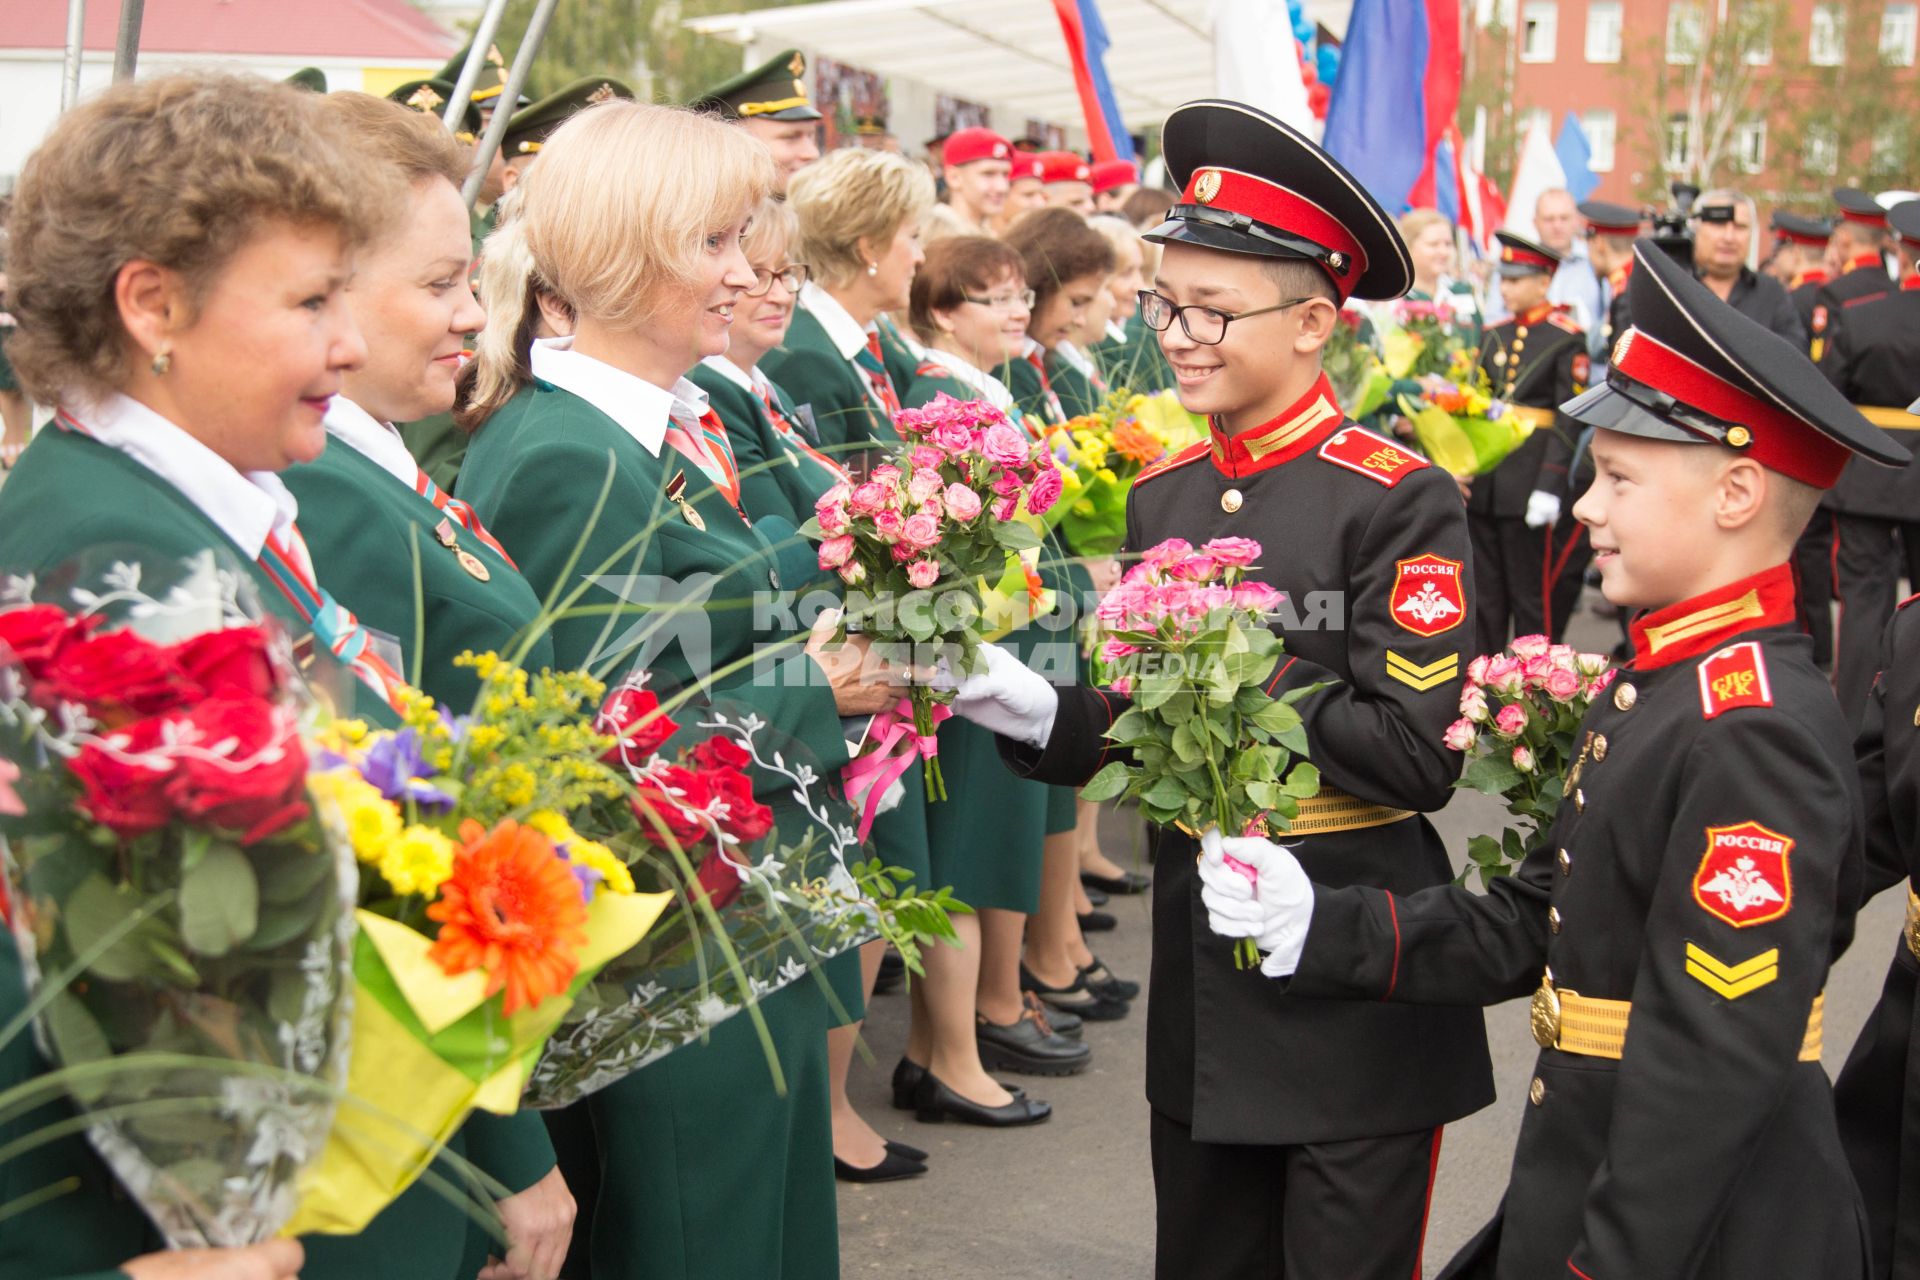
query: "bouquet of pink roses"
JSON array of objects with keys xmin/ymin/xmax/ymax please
[
  {"xmin": 1445, "ymin": 634, "xmax": 1615, "ymax": 887},
  {"xmin": 803, "ymin": 394, "xmax": 1060, "ymax": 811},
  {"xmin": 1080, "ymin": 537, "xmax": 1321, "ymax": 967}
]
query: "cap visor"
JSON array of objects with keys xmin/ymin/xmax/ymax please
[
  {"xmin": 1497, "ymin": 262, "xmax": 1551, "ymax": 280},
  {"xmin": 767, "ymin": 105, "xmax": 823, "ymax": 121},
  {"xmin": 1143, "ymin": 215, "xmax": 1317, "ymax": 262},
  {"xmin": 1560, "ymin": 382, "xmax": 1708, "ymax": 444}
]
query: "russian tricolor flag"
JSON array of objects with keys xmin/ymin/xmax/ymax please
[
  {"xmin": 1053, "ymin": 0, "xmax": 1134, "ymax": 163},
  {"xmin": 1322, "ymin": 0, "xmax": 1462, "ymax": 213}
]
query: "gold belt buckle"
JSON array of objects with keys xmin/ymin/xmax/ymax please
[
  {"xmin": 1905, "ymin": 890, "xmax": 1920, "ymax": 961},
  {"xmin": 1529, "ymin": 970, "xmax": 1562, "ymax": 1049}
]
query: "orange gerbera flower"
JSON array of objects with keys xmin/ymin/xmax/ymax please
[
  {"xmin": 1110, "ymin": 420, "xmax": 1166, "ymax": 466},
  {"xmin": 427, "ymin": 819, "xmax": 590, "ymax": 1016}
]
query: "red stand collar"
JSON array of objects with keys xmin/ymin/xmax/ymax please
[
  {"xmin": 1902, "ymin": 274, "xmax": 1920, "ymax": 292},
  {"xmin": 1208, "ymin": 374, "xmax": 1345, "ymax": 478},
  {"xmin": 1848, "ymin": 252, "xmax": 1886, "ymax": 273},
  {"xmin": 1629, "ymin": 563, "xmax": 1798, "ymax": 670},
  {"xmin": 1797, "ymin": 267, "xmax": 1830, "ymax": 287},
  {"xmin": 1515, "ymin": 302, "xmax": 1558, "ymax": 326}
]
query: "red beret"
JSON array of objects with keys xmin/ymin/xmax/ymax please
[
  {"xmin": 1090, "ymin": 158, "xmax": 1138, "ymax": 195},
  {"xmin": 1038, "ymin": 151, "xmax": 1092, "ymax": 185},
  {"xmin": 943, "ymin": 127, "xmax": 1012, "ymax": 169}
]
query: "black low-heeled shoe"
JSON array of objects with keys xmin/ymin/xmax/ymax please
[
  {"xmin": 891, "ymin": 1056, "xmax": 1029, "ymax": 1110},
  {"xmin": 1082, "ymin": 869, "xmax": 1151, "ymax": 895},
  {"xmin": 872, "ymin": 948, "xmax": 906, "ymax": 995},
  {"xmin": 1084, "ymin": 885, "xmax": 1111, "ymax": 907},
  {"xmin": 913, "ymin": 1070, "xmax": 1052, "ymax": 1127},
  {"xmin": 885, "ymin": 1138, "xmax": 929, "ymax": 1162},
  {"xmin": 834, "ymin": 1149, "xmax": 927, "ymax": 1183},
  {"xmin": 1080, "ymin": 956, "xmax": 1141, "ymax": 1002},
  {"xmin": 1078, "ymin": 909, "xmax": 1117, "ymax": 933},
  {"xmin": 1019, "ymin": 964, "xmax": 1129, "ymax": 1022}
]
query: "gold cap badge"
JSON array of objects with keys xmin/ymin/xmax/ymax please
[
  {"xmin": 789, "ymin": 52, "xmax": 806, "ymax": 76},
  {"xmin": 588, "ymin": 82, "xmax": 616, "ymax": 105},
  {"xmin": 1194, "ymin": 169, "xmax": 1223, "ymax": 205},
  {"xmin": 406, "ymin": 84, "xmax": 444, "ymax": 112},
  {"xmin": 1726, "ymin": 425, "xmax": 1752, "ymax": 447}
]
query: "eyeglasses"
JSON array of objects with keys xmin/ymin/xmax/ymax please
[
  {"xmin": 746, "ymin": 263, "xmax": 810, "ymax": 296},
  {"xmin": 962, "ymin": 288, "xmax": 1037, "ymax": 311},
  {"xmin": 1136, "ymin": 290, "xmax": 1316, "ymax": 345}
]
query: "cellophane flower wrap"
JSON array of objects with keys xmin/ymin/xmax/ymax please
[
  {"xmin": 1397, "ymin": 352, "xmax": 1532, "ymax": 478},
  {"xmin": 1323, "ymin": 309, "xmax": 1393, "ymax": 420},
  {"xmin": 286, "ymin": 653, "xmax": 666, "ymax": 1236},
  {"xmin": 802, "ymin": 393, "xmax": 1059, "ymax": 806},
  {"xmin": 0, "ymin": 552, "xmax": 355, "ymax": 1247},
  {"xmin": 1380, "ymin": 294, "xmax": 1477, "ymax": 380},
  {"xmin": 1445, "ymin": 634, "xmax": 1616, "ymax": 887},
  {"xmin": 1044, "ymin": 392, "xmax": 1175, "ymax": 557},
  {"xmin": 533, "ymin": 680, "xmax": 964, "ymax": 1107},
  {"xmin": 1080, "ymin": 538, "xmax": 1321, "ymax": 967}
]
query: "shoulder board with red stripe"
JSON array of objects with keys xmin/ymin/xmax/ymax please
[
  {"xmin": 1316, "ymin": 425, "xmax": 1431, "ymax": 487},
  {"xmin": 1697, "ymin": 641, "xmax": 1774, "ymax": 719},
  {"xmin": 1842, "ymin": 291, "xmax": 1892, "ymax": 309},
  {"xmin": 1898, "ymin": 591, "xmax": 1920, "ymax": 612},
  {"xmin": 914, "ymin": 360, "xmax": 953, "ymax": 378},
  {"xmin": 1547, "ymin": 310, "xmax": 1583, "ymax": 334},
  {"xmin": 1135, "ymin": 440, "xmax": 1211, "ymax": 486}
]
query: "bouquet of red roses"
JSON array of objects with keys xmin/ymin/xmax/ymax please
[
  {"xmin": 0, "ymin": 554, "xmax": 355, "ymax": 1247},
  {"xmin": 805, "ymin": 394, "xmax": 1060, "ymax": 810}
]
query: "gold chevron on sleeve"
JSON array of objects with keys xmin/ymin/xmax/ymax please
[
  {"xmin": 1386, "ymin": 649, "xmax": 1459, "ymax": 691},
  {"xmin": 1685, "ymin": 942, "xmax": 1780, "ymax": 999}
]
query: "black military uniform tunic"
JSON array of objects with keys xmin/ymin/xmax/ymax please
[
  {"xmin": 1002, "ymin": 374, "xmax": 1494, "ymax": 1271},
  {"xmin": 1818, "ymin": 275, "xmax": 1920, "ymax": 726},
  {"xmin": 1287, "ymin": 564, "xmax": 1869, "ymax": 1279},
  {"xmin": 1467, "ymin": 303, "xmax": 1589, "ymax": 650},
  {"xmin": 1835, "ymin": 594, "xmax": 1920, "ymax": 1280}
]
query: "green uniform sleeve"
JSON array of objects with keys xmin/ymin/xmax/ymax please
[{"xmin": 460, "ymin": 1111, "xmax": 557, "ymax": 1198}]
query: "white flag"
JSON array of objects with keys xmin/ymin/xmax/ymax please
[{"xmin": 1212, "ymin": 0, "xmax": 1315, "ymax": 133}]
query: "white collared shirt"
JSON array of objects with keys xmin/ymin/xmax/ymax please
[
  {"xmin": 323, "ymin": 396, "xmax": 420, "ymax": 487},
  {"xmin": 1053, "ymin": 340, "xmax": 1096, "ymax": 380},
  {"xmin": 919, "ymin": 347, "xmax": 1017, "ymax": 415},
  {"xmin": 1105, "ymin": 319, "xmax": 1129, "ymax": 346},
  {"xmin": 798, "ymin": 282, "xmax": 872, "ymax": 361},
  {"xmin": 64, "ymin": 391, "xmax": 298, "ymax": 558},
  {"xmin": 530, "ymin": 336, "xmax": 710, "ymax": 457}
]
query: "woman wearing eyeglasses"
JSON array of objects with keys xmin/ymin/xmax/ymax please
[{"xmin": 997, "ymin": 208, "xmax": 1115, "ymax": 431}]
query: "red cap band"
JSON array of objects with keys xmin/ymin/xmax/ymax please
[
  {"xmin": 1090, "ymin": 158, "xmax": 1138, "ymax": 194},
  {"xmin": 1774, "ymin": 227, "xmax": 1828, "ymax": 248},
  {"xmin": 1178, "ymin": 165, "xmax": 1368, "ymax": 299},
  {"xmin": 944, "ymin": 127, "xmax": 1012, "ymax": 168},
  {"xmin": 1038, "ymin": 151, "xmax": 1092, "ymax": 185},
  {"xmin": 1500, "ymin": 242, "xmax": 1558, "ymax": 272},
  {"xmin": 1586, "ymin": 215, "xmax": 1639, "ymax": 237},
  {"xmin": 1611, "ymin": 328, "xmax": 1850, "ymax": 487},
  {"xmin": 1010, "ymin": 154, "xmax": 1045, "ymax": 183},
  {"xmin": 1840, "ymin": 205, "xmax": 1888, "ymax": 228}
]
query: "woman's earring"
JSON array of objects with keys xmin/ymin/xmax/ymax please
[
  {"xmin": 867, "ymin": 261, "xmax": 879, "ymax": 277},
  {"xmin": 150, "ymin": 348, "xmax": 172, "ymax": 376}
]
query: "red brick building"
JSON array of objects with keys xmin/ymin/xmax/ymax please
[{"xmin": 1468, "ymin": 0, "xmax": 1919, "ymax": 206}]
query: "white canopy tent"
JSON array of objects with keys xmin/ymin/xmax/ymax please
[{"xmin": 686, "ymin": 0, "xmax": 1350, "ymax": 141}]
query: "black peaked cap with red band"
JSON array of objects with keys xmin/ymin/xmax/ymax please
[
  {"xmin": 1834, "ymin": 187, "xmax": 1889, "ymax": 227},
  {"xmin": 1146, "ymin": 99, "xmax": 1412, "ymax": 302},
  {"xmin": 1891, "ymin": 199, "xmax": 1920, "ymax": 248},
  {"xmin": 1579, "ymin": 200, "xmax": 1642, "ymax": 237},
  {"xmin": 1770, "ymin": 210, "xmax": 1832, "ymax": 247},
  {"xmin": 1562, "ymin": 240, "xmax": 1909, "ymax": 487},
  {"xmin": 1493, "ymin": 229, "xmax": 1561, "ymax": 278}
]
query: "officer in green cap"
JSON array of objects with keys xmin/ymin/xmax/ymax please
[
  {"xmin": 284, "ymin": 66, "xmax": 327, "ymax": 94},
  {"xmin": 690, "ymin": 48, "xmax": 821, "ymax": 193},
  {"xmin": 387, "ymin": 77, "xmax": 481, "ymax": 143},
  {"xmin": 434, "ymin": 38, "xmax": 525, "ymax": 121},
  {"xmin": 497, "ymin": 76, "xmax": 634, "ymax": 194}
]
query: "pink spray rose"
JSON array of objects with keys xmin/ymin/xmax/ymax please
[
  {"xmin": 1027, "ymin": 466, "xmax": 1063, "ymax": 515},
  {"xmin": 907, "ymin": 469, "xmax": 944, "ymax": 504},
  {"xmin": 1542, "ymin": 666, "xmax": 1583, "ymax": 702},
  {"xmin": 1510, "ymin": 634, "xmax": 1550, "ymax": 659},
  {"xmin": 1492, "ymin": 703, "xmax": 1529, "ymax": 737},
  {"xmin": 873, "ymin": 510, "xmax": 906, "ymax": 542},
  {"xmin": 1484, "ymin": 656, "xmax": 1526, "ymax": 695},
  {"xmin": 992, "ymin": 495, "xmax": 1020, "ymax": 522},
  {"xmin": 870, "ymin": 463, "xmax": 903, "ymax": 486},
  {"xmin": 909, "ymin": 446, "xmax": 945, "ymax": 470},
  {"xmin": 944, "ymin": 484, "xmax": 983, "ymax": 521},
  {"xmin": 1511, "ymin": 744, "xmax": 1537, "ymax": 773},
  {"xmin": 906, "ymin": 559, "xmax": 941, "ymax": 589},
  {"xmin": 1231, "ymin": 582, "xmax": 1283, "ymax": 613},
  {"xmin": 1443, "ymin": 718, "xmax": 1478, "ymax": 752},
  {"xmin": 1459, "ymin": 683, "xmax": 1490, "ymax": 723},
  {"xmin": 818, "ymin": 535, "xmax": 855, "ymax": 569},
  {"xmin": 838, "ymin": 561, "xmax": 867, "ymax": 585},
  {"xmin": 901, "ymin": 511, "xmax": 943, "ymax": 550},
  {"xmin": 1201, "ymin": 537, "xmax": 1260, "ymax": 568},
  {"xmin": 1465, "ymin": 654, "xmax": 1491, "ymax": 686},
  {"xmin": 980, "ymin": 424, "xmax": 1031, "ymax": 469},
  {"xmin": 931, "ymin": 421, "xmax": 976, "ymax": 456},
  {"xmin": 848, "ymin": 482, "xmax": 891, "ymax": 516}
]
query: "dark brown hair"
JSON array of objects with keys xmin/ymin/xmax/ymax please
[
  {"xmin": 907, "ymin": 235, "xmax": 1026, "ymax": 344},
  {"xmin": 1000, "ymin": 207, "xmax": 1116, "ymax": 320}
]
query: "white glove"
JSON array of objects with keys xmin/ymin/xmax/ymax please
[
  {"xmin": 1524, "ymin": 489, "xmax": 1562, "ymax": 529},
  {"xmin": 1196, "ymin": 828, "xmax": 1314, "ymax": 978},
  {"xmin": 946, "ymin": 641, "xmax": 1059, "ymax": 749}
]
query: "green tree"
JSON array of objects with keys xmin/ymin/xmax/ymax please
[
  {"xmin": 1461, "ymin": 12, "xmax": 1519, "ymax": 191},
  {"xmin": 1620, "ymin": 0, "xmax": 1787, "ymax": 199},
  {"xmin": 1770, "ymin": 0, "xmax": 1917, "ymax": 198}
]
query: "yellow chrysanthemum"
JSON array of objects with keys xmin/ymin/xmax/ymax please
[
  {"xmin": 566, "ymin": 839, "xmax": 634, "ymax": 896},
  {"xmin": 379, "ymin": 824, "xmax": 457, "ymax": 898},
  {"xmin": 309, "ymin": 771, "xmax": 403, "ymax": 864},
  {"xmin": 313, "ymin": 719, "xmax": 371, "ymax": 757}
]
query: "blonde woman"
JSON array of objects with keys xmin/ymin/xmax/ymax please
[
  {"xmin": 1397, "ymin": 207, "xmax": 1483, "ymax": 340},
  {"xmin": 454, "ymin": 101, "xmax": 895, "ymax": 1280},
  {"xmin": 760, "ymin": 147, "xmax": 934, "ymax": 461}
]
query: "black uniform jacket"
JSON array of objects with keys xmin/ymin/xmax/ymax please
[
  {"xmin": 1704, "ymin": 265, "xmax": 1806, "ymax": 347},
  {"xmin": 1818, "ymin": 282, "xmax": 1920, "ymax": 521},
  {"xmin": 1812, "ymin": 255, "xmax": 1896, "ymax": 361},
  {"xmin": 1469, "ymin": 305, "xmax": 1588, "ymax": 517},
  {"xmin": 1834, "ymin": 594, "xmax": 1920, "ymax": 1280},
  {"xmin": 1001, "ymin": 373, "xmax": 1495, "ymax": 1146},
  {"xmin": 1790, "ymin": 269, "xmax": 1831, "ymax": 349},
  {"xmin": 1288, "ymin": 563, "xmax": 1869, "ymax": 1280}
]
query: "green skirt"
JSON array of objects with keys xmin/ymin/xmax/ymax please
[
  {"xmin": 585, "ymin": 979, "xmax": 838, "ymax": 1280},
  {"xmin": 924, "ymin": 716, "xmax": 1046, "ymax": 914}
]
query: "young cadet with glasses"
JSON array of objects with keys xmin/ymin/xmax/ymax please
[{"xmin": 942, "ymin": 99, "xmax": 1494, "ymax": 1280}]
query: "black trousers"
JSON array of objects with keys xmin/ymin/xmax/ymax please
[
  {"xmin": 1469, "ymin": 513, "xmax": 1546, "ymax": 657},
  {"xmin": 1833, "ymin": 515, "xmax": 1920, "ymax": 731},
  {"xmin": 1543, "ymin": 516, "xmax": 1591, "ymax": 643},
  {"xmin": 1794, "ymin": 510, "xmax": 1837, "ymax": 669},
  {"xmin": 1834, "ymin": 941, "xmax": 1920, "ymax": 1280},
  {"xmin": 1150, "ymin": 1108, "xmax": 1442, "ymax": 1280}
]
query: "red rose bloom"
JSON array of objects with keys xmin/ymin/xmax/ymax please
[
  {"xmin": 631, "ymin": 764, "xmax": 712, "ymax": 849},
  {"xmin": 69, "ymin": 715, "xmax": 181, "ymax": 838},
  {"xmin": 703, "ymin": 766, "xmax": 774, "ymax": 844},
  {"xmin": 165, "ymin": 699, "xmax": 311, "ymax": 844},
  {"xmin": 690, "ymin": 735, "xmax": 752, "ymax": 772},
  {"xmin": 35, "ymin": 628, "xmax": 192, "ymax": 719},
  {"xmin": 692, "ymin": 849, "xmax": 745, "ymax": 910},
  {"xmin": 173, "ymin": 626, "xmax": 278, "ymax": 701},
  {"xmin": 596, "ymin": 683, "xmax": 679, "ymax": 768},
  {"xmin": 0, "ymin": 605, "xmax": 95, "ymax": 677}
]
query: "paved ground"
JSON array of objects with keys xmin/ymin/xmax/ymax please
[{"xmin": 837, "ymin": 604, "xmax": 1902, "ymax": 1278}]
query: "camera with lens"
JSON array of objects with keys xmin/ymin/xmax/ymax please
[{"xmin": 1650, "ymin": 181, "xmax": 1702, "ymax": 269}]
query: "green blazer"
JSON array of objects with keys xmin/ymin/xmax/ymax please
[
  {"xmin": 456, "ymin": 381, "xmax": 850, "ymax": 775},
  {"xmin": 759, "ymin": 306, "xmax": 899, "ymax": 458},
  {"xmin": 396, "ymin": 411, "xmax": 467, "ymax": 495},
  {"xmin": 281, "ymin": 438, "xmax": 554, "ymax": 711},
  {"xmin": 1090, "ymin": 312, "xmax": 1173, "ymax": 393},
  {"xmin": 1048, "ymin": 351, "xmax": 1105, "ymax": 419},
  {"xmin": 874, "ymin": 314, "xmax": 921, "ymax": 399},
  {"xmin": 687, "ymin": 366, "xmax": 840, "ymax": 529}
]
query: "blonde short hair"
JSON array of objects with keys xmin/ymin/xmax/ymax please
[
  {"xmin": 517, "ymin": 101, "xmax": 775, "ymax": 329},
  {"xmin": 742, "ymin": 197, "xmax": 797, "ymax": 267},
  {"xmin": 1398, "ymin": 207, "xmax": 1450, "ymax": 247},
  {"xmin": 320, "ymin": 91, "xmax": 467, "ymax": 188},
  {"xmin": 1088, "ymin": 214, "xmax": 1143, "ymax": 266},
  {"xmin": 789, "ymin": 148, "xmax": 936, "ymax": 288},
  {"xmin": 5, "ymin": 72, "xmax": 384, "ymax": 403}
]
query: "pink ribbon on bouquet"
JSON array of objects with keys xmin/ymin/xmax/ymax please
[{"xmin": 842, "ymin": 696, "xmax": 951, "ymax": 842}]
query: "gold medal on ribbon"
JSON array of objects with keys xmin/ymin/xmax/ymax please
[
  {"xmin": 665, "ymin": 471, "xmax": 706, "ymax": 531},
  {"xmin": 435, "ymin": 517, "xmax": 490, "ymax": 581}
]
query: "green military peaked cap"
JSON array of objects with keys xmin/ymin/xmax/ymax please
[
  {"xmin": 690, "ymin": 48, "xmax": 822, "ymax": 121},
  {"xmin": 388, "ymin": 78, "xmax": 482, "ymax": 142},
  {"xmin": 501, "ymin": 76, "xmax": 636, "ymax": 159},
  {"xmin": 285, "ymin": 66, "xmax": 327, "ymax": 94},
  {"xmin": 435, "ymin": 38, "xmax": 524, "ymax": 108}
]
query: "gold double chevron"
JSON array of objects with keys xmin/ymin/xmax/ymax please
[
  {"xmin": 1386, "ymin": 649, "xmax": 1459, "ymax": 691},
  {"xmin": 1685, "ymin": 942, "xmax": 1779, "ymax": 999}
]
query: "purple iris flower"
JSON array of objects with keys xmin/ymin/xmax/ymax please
[{"xmin": 360, "ymin": 730, "xmax": 456, "ymax": 810}]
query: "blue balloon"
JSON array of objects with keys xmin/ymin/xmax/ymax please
[
  {"xmin": 1317, "ymin": 45, "xmax": 1341, "ymax": 82},
  {"xmin": 1293, "ymin": 16, "xmax": 1315, "ymax": 42},
  {"xmin": 1284, "ymin": 0, "xmax": 1305, "ymax": 18}
]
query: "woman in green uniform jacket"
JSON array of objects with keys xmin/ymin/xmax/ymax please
[
  {"xmin": 0, "ymin": 73, "xmax": 389, "ymax": 1280},
  {"xmin": 895, "ymin": 235, "xmax": 1084, "ymax": 1118},
  {"xmin": 760, "ymin": 148, "xmax": 933, "ymax": 464},
  {"xmin": 454, "ymin": 101, "xmax": 901, "ymax": 1280},
  {"xmin": 277, "ymin": 94, "xmax": 573, "ymax": 1280},
  {"xmin": 1086, "ymin": 213, "xmax": 1171, "ymax": 394}
]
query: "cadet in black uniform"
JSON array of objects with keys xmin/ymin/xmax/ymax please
[
  {"xmin": 1195, "ymin": 241, "xmax": 1909, "ymax": 1279},
  {"xmin": 1577, "ymin": 200, "xmax": 1639, "ymax": 356},
  {"xmin": 1772, "ymin": 209, "xmax": 1835, "ymax": 341},
  {"xmin": 1469, "ymin": 231, "xmax": 1590, "ymax": 650},
  {"xmin": 949, "ymin": 99, "xmax": 1495, "ymax": 1280},
  {"xmin": 1811, "ymin": 187, "xmax": 1895, "ymax": 362},
  {"xmin": 1819, "ymin": 199, "xmax": 1920, "ymax": 728},
  {"xmin": 1833, "ymin": 433, "xmax": 1920, "ymax": 1280}
]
